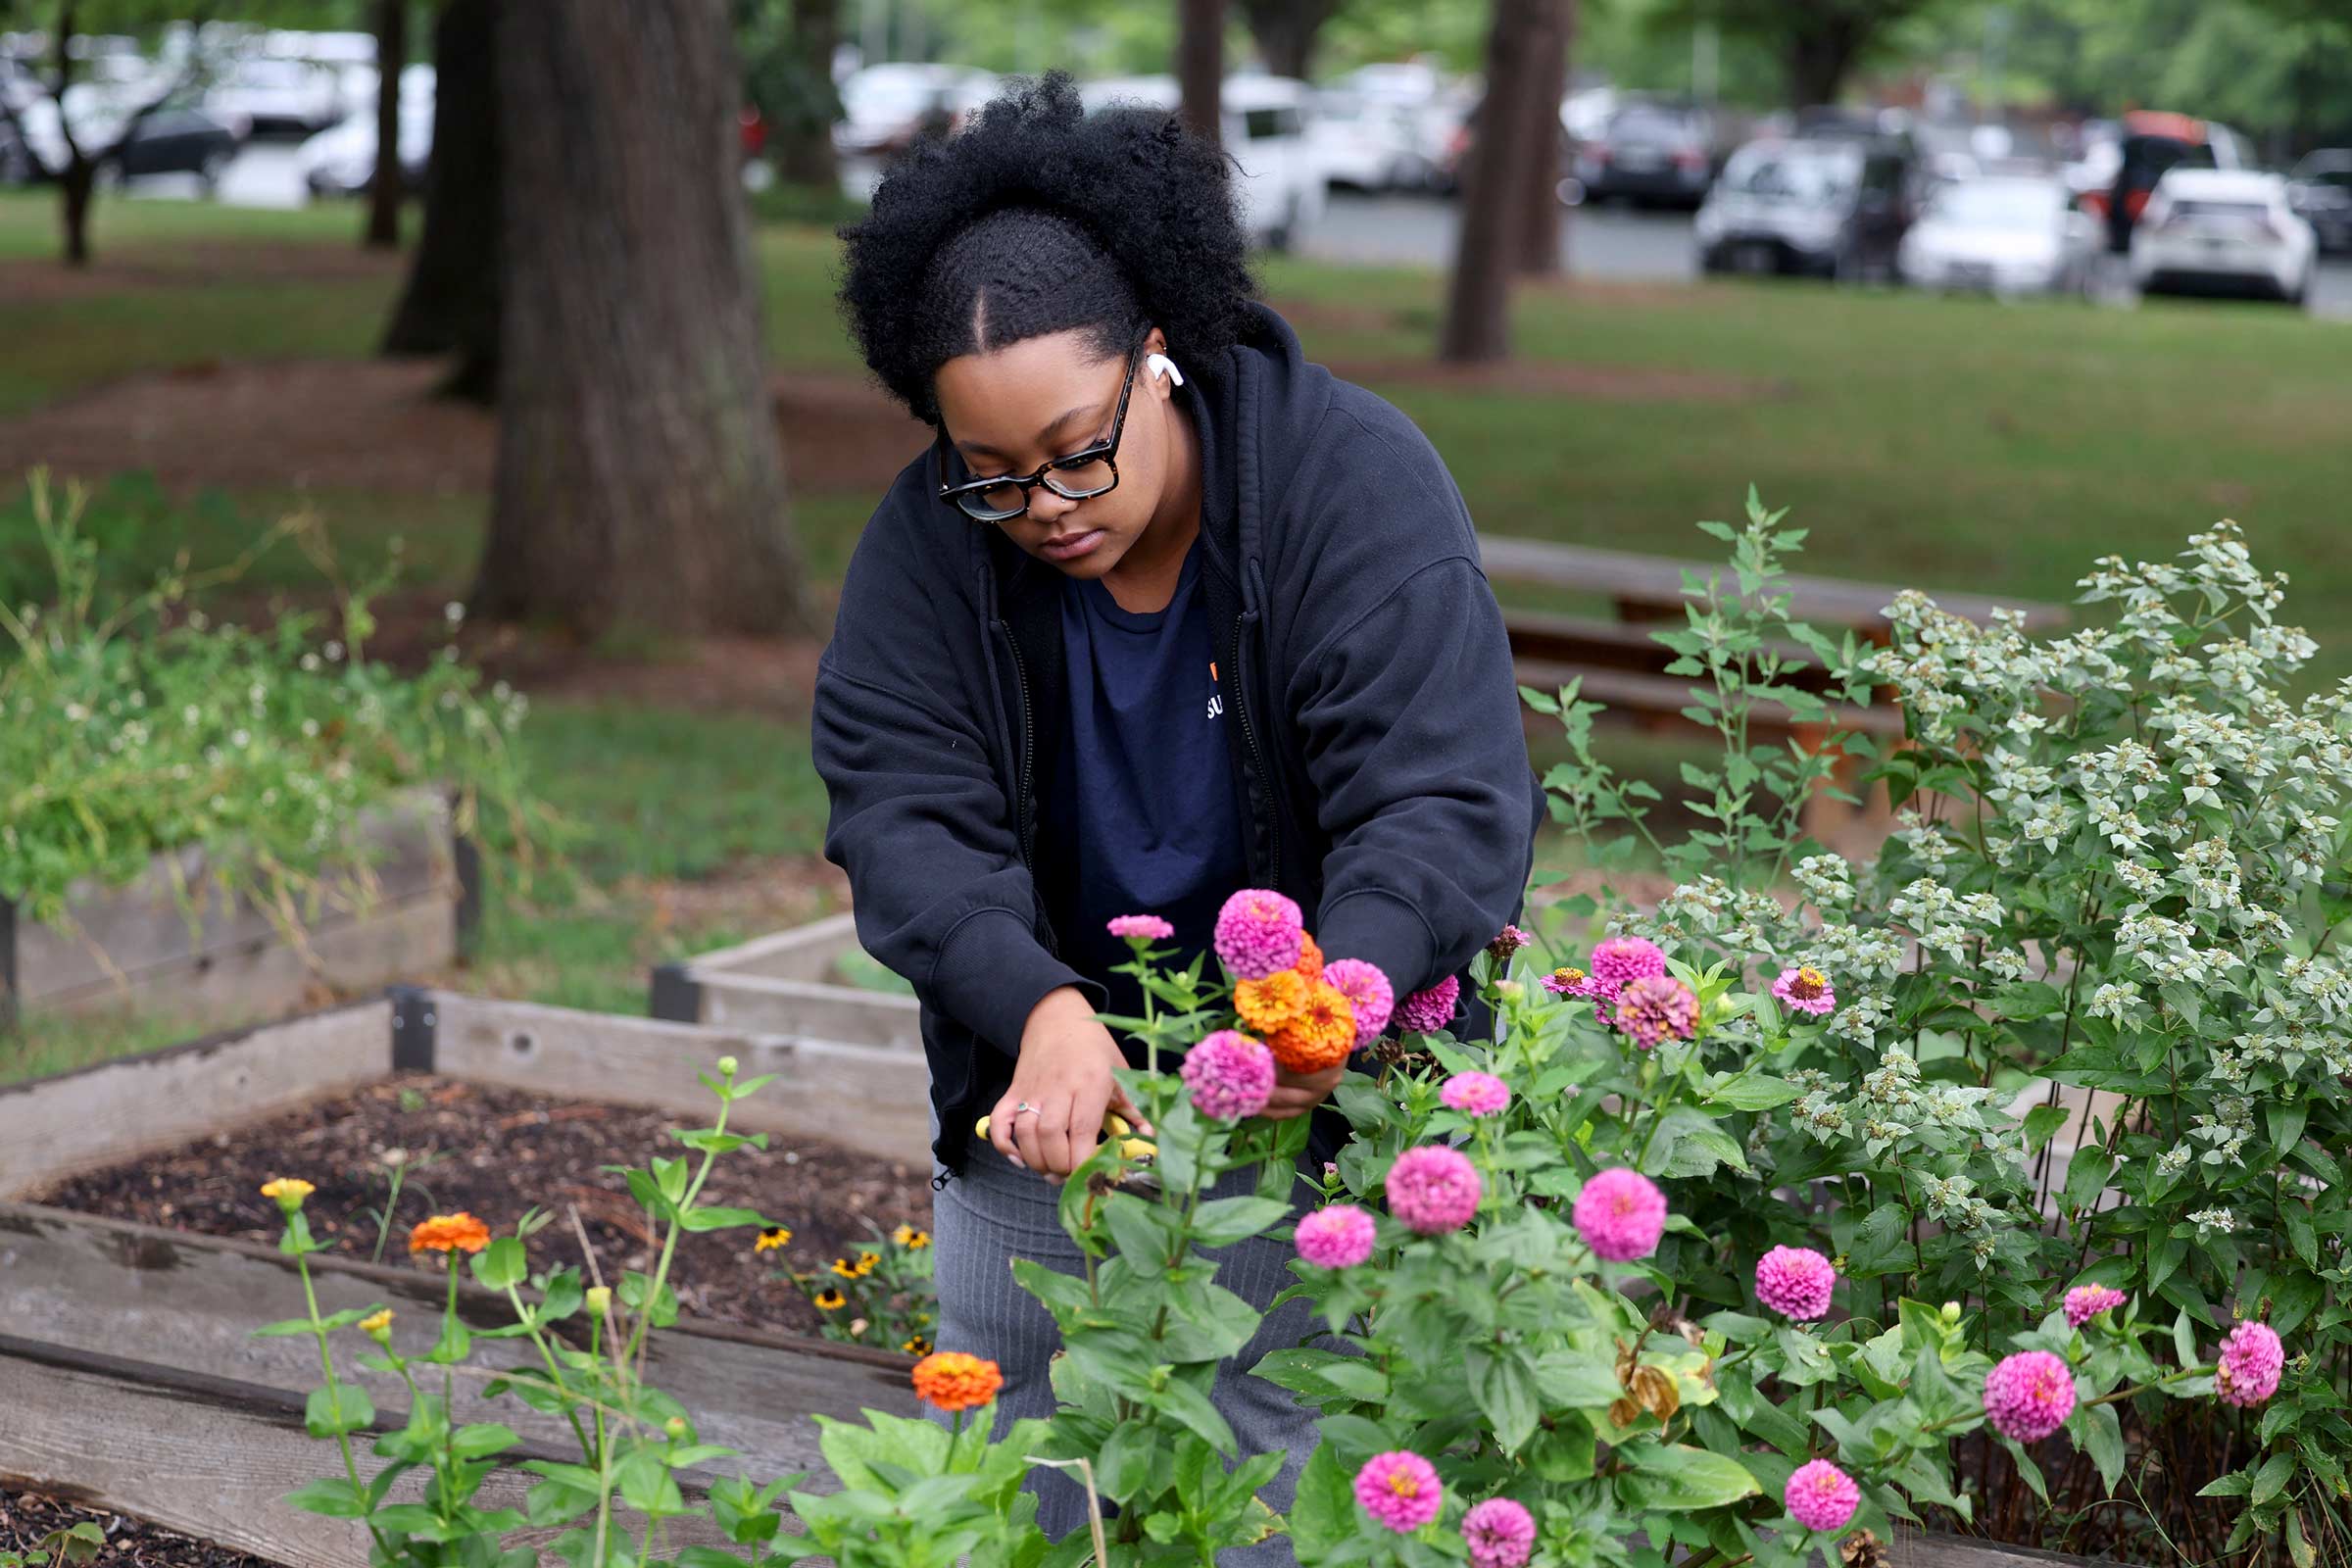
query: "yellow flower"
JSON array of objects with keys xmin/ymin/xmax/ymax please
[
  {"xmin": 261, "ymin": 1176, "xmax": 316, "ymax": 1209},
  {"xmin": 892, "ymin": 1223, "xmax": 929, "ymax": 1248},
  {"xmin": 358, "ymin": 1308, "xmax": 393, "ymax": 1340},
  {"xmin": 754, "ymin": 1226, "xmax": 792, "ymax": 1253},
  {"xmin": 408, "ymin": 1212, "xmax": 491, "ymax": 1255},
  {"xmin": 829, "ymin": 1256, "xmax": 862, "ymax": 1279},
  {"xmin": 813, "ymin": 1288, "xmax": 848, "ymax": 1311},
  {"xmin": 585, "ymin": 1285, "xmax": 613, "ymax": 1316},
  {"xmin": 855, "ymin": 1250, "xmax": 880, "ymax": 1276},
  {"xmin": 903, "ymin": 1334, "xmax": 933, "ymax": 1355}
]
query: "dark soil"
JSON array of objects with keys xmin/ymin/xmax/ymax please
[
  {"xmin": 0, "ymin": 1489, "xmax": 272, "ymax": 1568},
  {"xmin": 26, "ymin": 1073, "xmax": 935, "ymax": 1338}
]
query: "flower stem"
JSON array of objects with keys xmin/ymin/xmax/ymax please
[{"xmin": 295, "ymin": 1251, "xmax": 393, "ymax": 1554}]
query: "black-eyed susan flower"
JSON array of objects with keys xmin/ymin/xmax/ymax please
[
  {"xmin": 903, "ymin": 1334, "xmax": 933, "ymax": 1355},
  {"xmin": 893, "ymin": 1224, "xmax": 932, "ymax": 1250},
  {"xmin": 754, "ymin": 1226, "xmax": 791, "ymax": 1253},
  {"xmin": 828, "ymin": 1256, "xmax": 861, "ymax": 1280},
  {"xmin": 812, "ymin": 1287, "xmax": 848, "ymax": 1311}
]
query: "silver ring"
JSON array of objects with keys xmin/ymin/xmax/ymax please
[{"xmin": 1013, "ymin": 1101, "xmax": 1040, "ymax": 1117}]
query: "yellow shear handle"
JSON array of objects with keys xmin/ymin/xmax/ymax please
[{"xmin": 973, "ymin": 1111, "xmax": 1148, "ymax": 1157}]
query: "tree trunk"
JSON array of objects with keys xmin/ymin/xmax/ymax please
[
  {"xmin": 773, "ymin": 0, "xmax": 840, "ymax": 188},
  {"xmin": 1178, "ymin": 0, "xmax": 1224, "ymax": 143},
  {"xmin": 1239, "ymin": 0, "xmax": 1333, "ymax": 81},
  {"xmin": 364, "ymin": 0, "xmax": 407, "ymax": 249},
  {"xmin": 1786, "ymin": 14, "xmax": 1868, "ymax": 109},
  {"xmin": 1513, "ymin": 0, "xmax": 1571, "ymax": 275},
  {"xmin": 380, "ymin": 0, "xmax": 498, "ymax": 400},
  {"xmin": 476, "ymin": 0, "xmax": 815, "ymax": 640},
  {"xmin": 1440, "ymin": 0, "xmax": 1552, "ymax": 362},
  {"xmin": 60, "ymin": 162, "xmax": 92, "ymax": 267}
]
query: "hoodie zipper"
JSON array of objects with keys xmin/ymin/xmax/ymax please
[
  {"xmin": 1227, "ymin": 616, "xmax": 1282, "ymax": 891},
  {"xmin": 998, "ymin": 620, "xmax": 1060, "ymax": 957}
]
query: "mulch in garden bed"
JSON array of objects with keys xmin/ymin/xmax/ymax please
[
  {"xmin": 0, "ymin": 1488, "xmax": 272, "ymax": 1568},
  {"xmin": 25, "ymin": 1073, "xmax": 935, "ymax": 1340}
]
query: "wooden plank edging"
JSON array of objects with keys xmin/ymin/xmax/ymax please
[
  {"xmin": 683, "ymin": 911, "xmax": 863, "ymax": 983},
  {"xmin": 687, "ymin": 970, "xmax": 923, "ymax": 1051}
]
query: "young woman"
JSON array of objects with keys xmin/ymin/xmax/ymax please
[{"xmin": 814, "ymin": 75, "xmax": 1541, "ymax": 1550}]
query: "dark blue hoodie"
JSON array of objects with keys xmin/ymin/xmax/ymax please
[{"xmin": 813, "ymin": 303, "xmax": 1544, "ymax": 1175}]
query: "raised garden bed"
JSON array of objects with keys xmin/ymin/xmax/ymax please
[
  {"xmin": 0, "ymin": 989, "xmax": 932, "ymax": 1568},
  {"xmin": 1, "ymin": 1484, "xmax": 276, "ymax": 1568},
  {"xmin": 1, "ymin": 789, "xmax": 476, "ymax": 1033},
  {"xmin": 649, "ymin": 910, "xmax": 920, "ymax": 1048}
]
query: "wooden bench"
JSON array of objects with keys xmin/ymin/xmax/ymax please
[{"xmin": 1478, "ymin": 535, "xmax": 2067, "ymax": 835}]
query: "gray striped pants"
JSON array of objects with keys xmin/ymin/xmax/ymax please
[{"xmin": 928, "ymin": 1134, "xmax": 1324, "ymax": 1566}]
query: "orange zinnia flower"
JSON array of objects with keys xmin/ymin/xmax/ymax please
[
  {"xmin": 1292, "ymin": 932, "xmax": 1325, "ymax": 983},
  {"xmin": 408, "ymin": 1212, "xmax": 492, "ymax": 1255},
  {"xmin": 1234, "ymin": 969, "xmax": 1307, "ymax": 1034},
  {"xmin": 911, "ymin": 1349, "xmax": 1004, "ymax": 1412},
  {"xmin": 1269, "ymin": 982, "xmax": 1356, "ymax": 1073}
]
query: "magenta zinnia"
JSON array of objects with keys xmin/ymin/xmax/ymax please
[
  {"xmin": 1396, "ymin": 974, "xmax": 1460, "ymax": 1035},
  {"xmin": 1385, "ymin": 1145, "xmax": 1482, "ymax": 1234},
  {"xmin": 1461, "ymin": 1497, "xmax": 1536, "ymax": 1568},
  {"xmin": 1770, "ymin": 963, "xmax": 1837, "ymax": 1016},
  {"xmin": 1323, "ymin": 957, "xmax": 1395, "ymax": 1048},
  {"xmin": 1180, "ymin": 1030, "xmax": 1275, "ymax": 1121},
  {"xmin": 1572, "ymin": 1167, "xmax": 1667, "ymax": 1261},
  {"xmin": 1486, "ymin": 926, "xmax": 1531, "ymax": 963},
  {"xmin": 1590, "ymin": 934, "xmax": 1667, "ymax": 986},
  {"xmin": 1295, "ymin": 1204, "xmax": 1378, "ymax": 1269},
  {"xmin": 1354, "ymin": 1451, "xmax": 1443, "ymax": 1533},
  {"xmin": 1212, "ymin": 888, "xmax": 1303, "ymax": 981},
  {"xmin": 1440, "ymin": 1070, "xmax": 1511, "ymax": 1118},
  {"xmin": 1755, "ymin": 1245, "xmax": 1838, "ymax": 1321},
  {"xmin": 1106, "ymin": 913, "xmax": 1175, "ymax": 943},
  {"xmin": 1984, "ymin": 1350, "xmax": 2077, "ymax": 1442},
  {"xmin": 2216, "ymin": 1320, "xmax": 2284, "ymax": 1407},
  {"xmin": 1785, "ymin": 1460, "xmax": 1860, "ymax": 1533},
  {"xmin": 2063, "ymin": 1284, "xmax": 2127, "ymax": 1328},
  {"xmin": 1613, "ymin": 974, "xmax": 1698, "ymax": 1049}
]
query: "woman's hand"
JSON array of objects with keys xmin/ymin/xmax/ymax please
[
  {"xmin": 989, "ymin": 986, "xmax": 1144, "ymax": 1178},
  {"xmin": 1263, "ymin": 1061, "xmax": 1347, "ymax": 1120}
]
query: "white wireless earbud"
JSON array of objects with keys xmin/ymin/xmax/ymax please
[{"xmin": 1146, "ymin": 352, "xmax": 1185, "ymax": 387}]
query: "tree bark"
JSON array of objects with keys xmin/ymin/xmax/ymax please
[
  {"xmin": 380, "ymin": 0, "xmax": 498, "ymax": 400},
  {"xmin": 1513, "ymin": 0, "xmax": 1571, "ymax": 275},
  {"xmin": 772, "ymin": 0, "xmax": 839, "ymax": 188},
  {"xmin": 1440, "ymin": 0, "xmax": 1552, "ymax": 361},
  {"xmin": 1785, "ymin": 11, "xmax": 1870, "ymax": 108},
  {"xmin": 475, "ymin": 0, "xmax": 815, "ymax": 640},
  {"xmin": 1238, "ymin": 0, "xmax": 1335, "ymax": 81},
  {"xmin": 1178, "ymin": 0, "xmax": 1224, "ymax": 143},
  {"xmin": 364, "ymin": 0, "xmax": 407, "ymax": 249}
]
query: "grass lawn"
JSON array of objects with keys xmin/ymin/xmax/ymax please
[{"xmin": 5, "ymin": 188, "xmax": 2347, "ymax": 1076}]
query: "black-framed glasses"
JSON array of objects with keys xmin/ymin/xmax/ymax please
[{"xmin": 936, "ymin": 333, "xmax": 1146, "ymax": 522}]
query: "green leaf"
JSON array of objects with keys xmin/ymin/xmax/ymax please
[
  {"xmin": 1096, "ymin": 1420, "xmax": 1153, "ymax": 1498},
  {"xmin": 2021, "ymin": 1103, "xmax": 2072, "ymax": 1154},
  {"xmin": 1701, "ymin": 1073, "xmax": 1800, "ymax": 1112},
  {"xmin": 2251, "ymin": 1451, "xmax": 2297, "ymax": 1509},
  {"xmin": 305, "ymin": 1384, "xmax": 376, "ymax": 1439},
  {"xmin": 469, "ymin": 1237, "xmax": 528, "ymax": 1292},
  {"xmin": 1189, "ymin": 1196, "xmax": 1294, "ymax": 1248},
  {"xmin": 2062, "ymin": 1147, "xmax": 2113, "ymax": 1213},
  {"xmin": 2078, "ymin": 1401, "xmax": 2124, "ymax": 1495},
  {"xmin": 1466, "ymin": 1346, "xmax": 1542, "ymax": 1454},
  {"xmin": 1151, "ymin": 1372, "xmax": 1238, "ymax": 1455},
  {"xmin": 1620, "ymin": 1444, "xmax": 1762, "ymax": 1510},
  {"xmin": 281, "ymin": 1479, "xmax": 368, "ymax": 1519},
  {"xmin": 2267, "ymin": 1101, "xmax": 2310, "ymax": 1156},
  {"xmin": 677, "ymin": 1205, "xmax": 774, "ymax": 1233},
  {"xmin": 452, "ymin": 1423, "xmax": 519, "ymax": 1459},
  {"xmin": 252, "ymin": 1315, "xmax": 325, "ymax": 1339},
  {"xmin": 1287, "ymin": 1445, "xmax": 1360, "ymax": 1568}
]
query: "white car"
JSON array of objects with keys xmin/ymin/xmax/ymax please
[
  {"xmin": 1080, "ymin": 74, "xmax": 1327, "ymax": 251},
  {"xmin": 296, "ymin": 65, "xmax": 433, "ymax": 198},
  {"xmin": 1307, "ymin": 89, "xmax": 1429, "ymax": 191},
  {"xmin": 2129, "ymin": 168, "xmax": 2317, "ymax": 305},
  {"xmin": 832, "ymin": 63, "xmax": 997, "ymax": 159},
  {"xmin": 1898, "ymin": 174, "xmax": 2100, "ymax": 296}
]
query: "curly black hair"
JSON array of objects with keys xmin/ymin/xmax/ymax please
[{"xmin": 837, "ymin": 73, "xmax": 1256, "ymax": 426}]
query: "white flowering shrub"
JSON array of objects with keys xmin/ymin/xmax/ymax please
[
  {"xmin": 0, "ymin": 470, "xmax": 542, "ymax": 957},
  {"xmin": 1532, "ymin": 496, "xmax": 2351, "ymax": 1564}
]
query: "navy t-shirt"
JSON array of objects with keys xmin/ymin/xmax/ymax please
[{"xmin": 1038, "ymin": 540, "xmax": 1250, "ymax": 1029}]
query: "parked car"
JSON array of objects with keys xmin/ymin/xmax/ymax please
[
  {"xmin": 2082, "ymin": 110, "xmax": 2248, "ymax": 252},
  {"xmin": 1307, "ymin": 89, "xmax": 1430, "ymax": 191},
  {"xmin": 2129, "ymin": 168, "xmax": 2317, "ymax": 305},
  {"xmin": 2287, "ymin": 149, "xmax": 2352, "ymax": 254},
  {"xmin": 101, "ymin": 106, "xmax": 241, "ymax": 191},
  {"xmin": 1571, "ymin": 101, "xmax": 1714, "ymax": 209},
  {"xmin": 1693, "ymin": 136, "xmax": 1915, "ymax": 280},
  {"xmin": 831, "ymin": 63, "xmax": 996, "ymax": 160},
  {"xmin": 295, "ymin": 64, "xmax": 432, "ymax": 198},
  {"xmin": 204, "ymin": 54, "xmax": 345, "ymax": 135},
  {"xmin": 1897, "ymin": 174, "xmax": 2099, "ymax": 296},
  {"xmin": 1081, "ymin": 74, "xmax": 1327, "ymax": 251}
]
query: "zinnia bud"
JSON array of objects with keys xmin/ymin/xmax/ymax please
[
  {"xmin": 716, "ymin": 1054, "xmax": 739, "ymax": 1077},
  {"xmin": 585, "ymin": 1285, "xmax": 612, "ymax": 1316}
]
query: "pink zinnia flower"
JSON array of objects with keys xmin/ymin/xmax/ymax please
[
  {"xmin": 1572, "ymin": 1167, "xmax": 1667, "ymax": 1261},
  {"xmin": 2216, "ymin": 1320, "xmax": 2284, "ymax": 1407},
  {"xmin": 1590, "ymin": 935, "xmax": 1667, "ymax": 986},
  {"xmin": 1613, "ymin": 974, "xmax": 1698, "ymax": 1049},
  {"xmin": 1106, "ymin": 913, "xmax": 1175, "ymax": 943},
  {"xmin": 1180, "ymin": 1030, "xmax": 1275, "ymax": 1121},
  {"xmin": 1984, "ymin": 1350, "xmax": 2077, "ymax": 1442},
  {"xmin": 1486, "ymin": 926, "xmax": 1531, "ymax": 963},
  {"xmin": 1212, "ymin": 889, "xmax": 1303, "ymax": 981},
  {"xmin": 1785, "ymin": 1460, "xmax": 1860, "ymax": 1534},
  {"xmin": 2063, "ymin": 1284, "xmax": 2127, "ymax": 1328},
  {"xmin": 1396, "ymin": 974, "xmax": 1460, "ymax": 1035},
  {"xmin": 1440, "ymin": 1071, "xmax": 1511, "ymax": 1118},
  {"xmin": 1461, "ymin": 1498, "xmax": 1536, "ymax": 1568},
  {"xmin": 1385, "ymin": 1145, "xmax": 1482, "ymax": 1235},
  {"xmin": 1295, "ymin": 1204, "xmax": 1378, "ymax": 1268},
  {"xmin": 1770, "ymin": 964, "xmax": 1837, "ymax": 1016},
  {"xmin": 1755, "ymin": 1245, "xmax": 1838, "ymax": 1321},
  {"xmin": 1324, "ymin": 957, "xmax": 1395, "ymax": 1048},
  {"xmin": 1354, "ymin": 1451, "xmax": 1443, "ymax": 1533}
]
